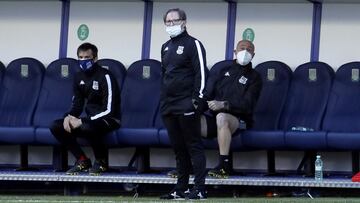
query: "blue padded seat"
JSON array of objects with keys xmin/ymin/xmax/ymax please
[
  {"xmin": 324, "ymin": 62, "xmax": 360, "ymax": 150},
  {"xmin": 285, "ymin": 131, "xmax": 328, "ymax": 150},
  {"xmin": 241, "ymin": 61, "xmax": 292, "ymax": 150},
  {"xmin": 327, "ymin": 133, "xmax": 360, "ymax": 150},
  {"xmin": 0, "ymin": 58, "xmax": 44, "ymax": 144},
  {"xmin": 0, "ymin": 61, "xmax": 5, "ymax": 88},
  {"xmin": 283, "ymin": 62, "xmax": 334, "ymax": 150},
  {"xmin": 0, "ymin": 61, "xmax": 4, "ymax": 76},
  {"xmin": 157, "ymin": 129, "xmax": 171, "ymax": 147},
  {"xmin": 0, "ymin": 61, "xmax": 5, "ymax": 97},
  {"xmin": 154, "ymin": 109, "xmax": 170, "ymax": 147},
  {"xmin": 34, "ymin": 58, "xmax": 79, "ymax": 145},
  {"xmin": 116, "ymin": 59, "xmax": 161, "ymax": 147}
]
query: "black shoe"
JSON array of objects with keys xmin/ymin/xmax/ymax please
[
  {"xmin": 167, "ymin": 169, "xmax": 178, "ymax": 178},
  {"xmin": 160, "ymin": 190, "xmax": 186, "ymax": 200},
  {"xmin": 66, "ymin": 159, "xmax": 91, "ymax": 175},
  {"xmin": 208, "ymin": 166, "xmax": 230, "ymax": 179},
  {"xmin": 89, "ymin": 159, "xmax": 108, "ymax": 176},
  {"xmin": 186, "ymin": 188, "xmax": 207, "ymax": 200}
]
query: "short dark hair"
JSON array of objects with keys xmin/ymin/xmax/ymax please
[
  {"xmin": 77, "ymin": 42, "xmax": 98, "ymax": 58},
  {"xmin": 163, "ymin": 8, "xmax": 187, "ymax": 23}
]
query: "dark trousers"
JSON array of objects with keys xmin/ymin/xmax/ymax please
[
  {"xmin": 50, "ymin": 117, "xmax": 120, "ymax": 161},
  {"xmin": 162, "ymin": 113, "xmax": 206, "ymax": 191}
]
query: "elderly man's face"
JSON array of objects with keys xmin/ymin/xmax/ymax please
[
  {"xmin": 235, "ymin": 40, "xmax": 255, "ymax": 56},
  {"xmin": 165, "ymin": 11, "xmax": 186, "ymax": 29}
]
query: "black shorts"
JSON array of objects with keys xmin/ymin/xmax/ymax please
[
  {"xmin": 204, "ymin": 113, "xmax": 217, "ymax": 139},
  {"xmin": 203, "ymin": 113, "xmax": 247, "ymax": 139}
]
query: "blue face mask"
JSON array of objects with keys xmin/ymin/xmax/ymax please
[{"xmin": 79, "ymin": 59, "xmax": 94, "ymax": 71}]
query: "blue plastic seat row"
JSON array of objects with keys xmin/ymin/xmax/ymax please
[
  {"xmin": 241, "ymin": 61, "xmax": 360, "ymax": 152},
  {"xmin": 0, "ymin": 57, "xmax": 359, "ymax": 172},
  {"xmin": 207, "ymin": 60, "xmax": 360, "ymax": 174},
  {"xmin": 156, "ymin": 60, "xmax": 333, "ymax": 152},
  {"xmin": 35, "ymin": 58, "xmax": 161, "ymax": 147},
  {"xmin": 241, "ymin": 61, "xmax": 334, "ymax": 151},
  {"xmin": 0, "ymin": 58, "xmax": 161, "ymax": 148}
]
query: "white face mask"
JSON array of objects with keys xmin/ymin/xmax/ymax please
[
  {"xmin": 236, "ymin": 50, "xmax": 253, "ymax": 66},
  {"xmin": 165, "ymin": 25, "xmax": 183, "ymax": 38}
]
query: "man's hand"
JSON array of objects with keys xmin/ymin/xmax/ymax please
[
  {"xmin": 207, "ymin": 100, "xmax": 226, "ymax": 111},
  {"xmin": 63, "ymin": 115, "xmax": 72, "ymax": 133},
  {"xmin": 69, "ymin": 115, "xmax": 82, "ymax": 129}
]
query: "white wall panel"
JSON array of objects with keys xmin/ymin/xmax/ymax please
[
  {"xmin": 68, "ymin": 2, "xmax": 143, "ymax": 67},
  {"xmin": 320, "ymin": 4, "xmax": 360, "ymax": 70},
  {"xmin": 150, "ymin": 2, "xmax": 228, "ymax": 67},
  {"xmin": 236, "ymin": 4, "xmax": 313, "ymax": 69},
  {"xmin": 0, "ymin": 1, "xmax": 61, "ymax": 66}
]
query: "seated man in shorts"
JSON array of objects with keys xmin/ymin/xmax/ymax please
[{"xmin": 203, "ymin": 39, "xmax": 262, "ymax": 178}]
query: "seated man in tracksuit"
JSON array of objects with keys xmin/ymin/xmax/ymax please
[
  {"xmin": 50, "ymin": 42, "xmax": 121, "ymax": 176},
  {"xmin": 203, "ymin": 39, "xmax": 262, "ymax": 178}
]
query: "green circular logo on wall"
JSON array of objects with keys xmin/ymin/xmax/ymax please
[
  {"xmin": 242, "ymin": 28, "xmax": 255, "ymax": 42},
  {"xmin": 77, "ymin": 24, "xmax": 89, "ymax": 41}
]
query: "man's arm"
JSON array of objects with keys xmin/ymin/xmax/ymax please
[
  {"xmin": 191, "ymin": 40, "xmax": 208, "ymax": 100},
  {"xmin": 89, "ymin": 73, "xmax": 114, "ymax": 121},
  {"xmin": 208, "ymin": 72, "xmax": 262, "ymax": 114},
  {"xmin": 191, "ymin": 40, "xmax": 208, "ymax": 111},
  {"xmin": 62, "ymin": 76, "xmax": 85, "ymax": 132},
  {"xmin": 66, "ymin": 75, "xmax": 85, "ymax": 118}
]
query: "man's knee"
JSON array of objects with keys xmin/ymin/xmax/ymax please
[
  {"xmin": 79, "ymin": 122, "xmax": 92, "ymax": 134},
  {"xmin": 216, "ymin": 113, "xmax": 239, "ymax": 134},
  {"xmin": 50, "ymin": 119, "xmax": 64, "ymax": 136},
  {"xmin": 216, "ymin": 113, "xmax": 231, "ymax": 129}
]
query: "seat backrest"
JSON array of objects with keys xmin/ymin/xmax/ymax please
[
  {"xmin": 0, "ymin": 58, "xmax": 44, "ymax": 126},
  {"xmin": 33, "ymin": 58, "xmax": 79, "ymax": 127},
  {"xmin": 97, "ymin": 59, "xmax": 126, "ymax": 91},
  {"xmin": 0, "ymin": 61, "xmax": 5, "ymax": 85},
  {"xmin": 252, "ymin": 61, "xmax": 292, "ymax": 130},
  {"xmin": 0, "ymin": 61, "xmax": 6, "ymax": 110},
  {"xmin": 279, "ymin": 62, "xmax": 334, "ymax": 131},
  {"xmin": 121, "ymin": 59, "xmax": 161, "ymax": 128},
  {"xmin": 322, "ymin": 62, "xmax": 360, "ymax": 132}
]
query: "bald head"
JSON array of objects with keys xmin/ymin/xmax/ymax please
[{"xmin": 235, "ymin": 40, "xmax": 255, "ymax": 56}]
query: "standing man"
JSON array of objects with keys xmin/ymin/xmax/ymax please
[
  {"xmin": 50, "ymin": 42, "xmax": 121, "ymax": 176},
  {"xmin": 204, "ymin": 40, "xmax": 262, "ymax": 178},
  {"xmin": 160, "ymin": 8, "xmax": 208, "ymax": 200}
]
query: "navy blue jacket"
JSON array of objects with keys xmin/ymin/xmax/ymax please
[
  {"xmin": 160, "ymin": 31, "xmax": 208, "ymax": 115},
  {"xmin": 67, "ymin": 63, "xmax": 121, "ymax": 124},
  {"xmin": 205, "ymin": 61, "xmax": 262, "ymax": 127}
]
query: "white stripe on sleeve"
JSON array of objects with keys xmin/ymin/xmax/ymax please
[
  {"xmin": 91, "ymin": 74, "xmax": 112, "ymax": 120},
  {"xmin": 195, "ymin": 40, "xmax": 206, "ymax": 99}
]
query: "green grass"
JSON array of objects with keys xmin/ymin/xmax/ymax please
[{"xmin": 0, "ymin": 196, "xmax": 359, "ymax": 203}]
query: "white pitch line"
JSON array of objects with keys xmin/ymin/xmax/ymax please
[{"xmin": 0, "ymin": 200, "xmax": 120, "ymax": 203}]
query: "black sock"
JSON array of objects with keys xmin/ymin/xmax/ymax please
[{"xmin": 219, "ymin": 155, "xmax": 229, "ymax": 167}]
